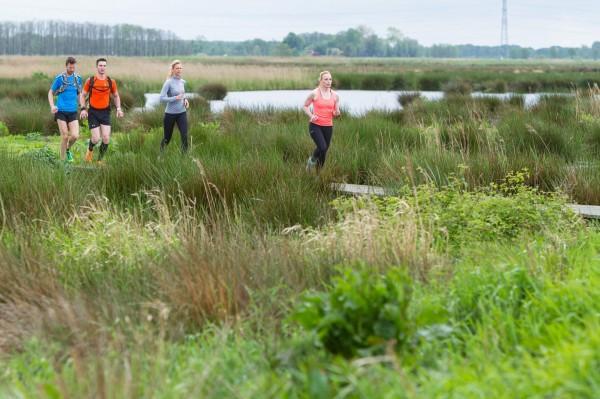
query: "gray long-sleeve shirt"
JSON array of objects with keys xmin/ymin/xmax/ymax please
[{"xmin": 160, "ymin": 77, "xmax": 186, "ymax": 114}]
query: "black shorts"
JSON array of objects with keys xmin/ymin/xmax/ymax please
[
  {"xmin": 88, "ymin": 108, "xmax": 111, "ymax": 129},
  {"xmin": 55, "ymin": 111, "xmax": 78, "ymax": 123}
]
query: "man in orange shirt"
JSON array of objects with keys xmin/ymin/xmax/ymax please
[{"xmin": 79, "ymin": 58, "xmax": 124, "ymax": 163}]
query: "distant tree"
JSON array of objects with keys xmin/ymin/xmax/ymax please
[{"xmin": 283, "ymin": 32, "xmax": 304, "ymax": 53}]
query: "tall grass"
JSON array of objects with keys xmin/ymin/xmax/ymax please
[{"xmin": 0, "ymin": 166, "xmax": 597, "ymax": 397}]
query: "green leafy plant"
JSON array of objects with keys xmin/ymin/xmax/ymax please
[{"xmin": 293, "ymin": 263, "xmax": 413, "ymax": 357}]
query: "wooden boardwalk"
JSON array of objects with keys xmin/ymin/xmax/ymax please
[{"xmin": 331, "ymin": 183, "xmax": 600, "ymax": 220}]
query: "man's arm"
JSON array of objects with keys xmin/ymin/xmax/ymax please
[
  {"xmin": 79, "ymin": 90, "xmax": 88, "ymax": 119},
  {"xmin": 48, "ymin": 89, "xmax": 57, "ymax": 114},
  {"xmin": 113, "ymin": 92, "xmax": 124, "ymax": 118}
]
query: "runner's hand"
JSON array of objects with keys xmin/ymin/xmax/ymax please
[
  {"xmin": 310, "ymin": 114, "xmax": 318, "ymax": 123},
  {"xmin": 80, "ymin": 110, "xmax": 88, "ymax": 119},
  {"xmin": 50, "ymin": 105, "xmax": 58, "ymax": 114},
  {"xmin": 333, "ymin": 110, "xmax": 341, "ymax": 117},
  {"xmin": 184, "ymin": 99, "xmax": 189, "ymax": 109},
  {"xmin": 116, "ymin": 107, "xmax": 124, "ymax": 118}
]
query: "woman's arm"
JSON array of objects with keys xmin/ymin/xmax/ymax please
[
  {"xmin": 159, "ymin": 80, "xmax": 183, "ymax": 103},
  {"xmin": 333, "ymin": 93, "xmax": 341, "ymax": 117},
  {"xmin": 303, "ymin": 91, "xmax": 317, "ymax": 122}
]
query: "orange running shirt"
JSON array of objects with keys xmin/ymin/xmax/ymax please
[
  {"xmin": 311, "ymin": 89, "xmax": 336, "ymax": 127},
  {"xmin": 84, "ymin": 76, "xmax": 118, "ymax": 110}
]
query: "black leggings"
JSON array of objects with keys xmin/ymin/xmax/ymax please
[
  {"xmin": 161, "ymin": 112, "xmax": 188, "ymax": 152},
  {"xmin": 309, "ymin": 123, "xmax": 333, "ymax": 167}
]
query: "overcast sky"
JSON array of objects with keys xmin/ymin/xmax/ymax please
[{"xmin": 1, "ymin": 0, "xmax": 598, "ymax": 48}]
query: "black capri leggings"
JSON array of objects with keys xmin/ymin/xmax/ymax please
[
  {"xmin": 161, "ymin": 112, "xmax": 188, "ymax": 152},
  {"xmin": 309, "ymin": 122, "xmax": 333, "ymax": 167}
]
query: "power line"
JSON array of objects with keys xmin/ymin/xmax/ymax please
[{"xmin": 501, "ymin": 0, "xmax": 509, "ymax": 58}]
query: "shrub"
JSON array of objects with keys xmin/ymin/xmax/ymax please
[
  {"xmin": 443, "ymin": 80, "xmax": 473, "ymax": 96},
  {"xmin": 198, "ymin": 83, "xmax": 228, "ymax": 100},
  {"xmin": 21, "ymin": 146, "xmax": 60, "ymax": 166},
  {"xmin": 398, "ymin": 92, "xmax": 421, "ymax": 107},
  {"xmin": 293, "ymin": 263, "xmax": 413, "ymax": 358}
]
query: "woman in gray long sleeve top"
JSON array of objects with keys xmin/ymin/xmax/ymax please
[{"xmin": 160, "ymin": 60, "xmax": 189, "ymax": 153}]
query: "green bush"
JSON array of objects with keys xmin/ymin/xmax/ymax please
[
  {"xmin": 198, "ymin": 83, "xmax": 228, "ymax": 100},
  {"xmin": 443, "ymin": 80, "xmax": 473, "ymax": 96},
  {"xmin": 398, "ymin": 92, "xmax": 421, "ymax": 107},
  {"xmin": 293, "ymin": 263, "xmax": 413, "ymax": 358},
  {"xmin": 21, "ymin": 146, "xmax": 60, "ymax": 166},
  {"xmin": 331, "ymin": 170, "xmax": 580, "ymax": 250}
]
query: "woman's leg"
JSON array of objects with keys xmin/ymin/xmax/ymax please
[
  {"xmin": 320, "ymin": 126, "xmax": 333, "ymax": 166},
  {"xmin": 309, "ymin": 123, "xmax": 328, "ymax": 167},
  {"xmin": 161, "ymin": 113, "xmax": 176, "ymax": 151},
  {"xmin": 175, "ymin": 112, "xmax": 189, "ymax": 153}
]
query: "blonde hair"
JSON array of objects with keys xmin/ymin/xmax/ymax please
[
  {"xmin": 168, "ymin": 60, "xmax": 182, "ymax": 78},
  {"xmin": 317, "ymin": 71, "xmax": 332, "ymax": 88}
]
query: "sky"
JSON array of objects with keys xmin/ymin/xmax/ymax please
[{"xmin": 1, "ymin": 0, "xmax": 598, "ymax": 48}]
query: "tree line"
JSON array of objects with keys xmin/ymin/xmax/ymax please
[{"xmin": 1, "ymin": 21, "xmax": 599, "ymax": 59}]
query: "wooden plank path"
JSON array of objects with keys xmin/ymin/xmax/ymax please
[{"xmin": 331, "ymin": 183, "xmax": 600, "ymax": 220}]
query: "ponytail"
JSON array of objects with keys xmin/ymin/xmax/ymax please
[{"xmin": 168, "ymin": 59, "xmax": 181, "ymax": 79}]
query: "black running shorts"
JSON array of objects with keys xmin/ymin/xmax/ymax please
[
  {"xmin": 88, "ymin": 108, "xmax": 111, "ymax": 129},
  {"xmin": 54, "ymin": 111, "xmax": 78, "ymax": 123}
]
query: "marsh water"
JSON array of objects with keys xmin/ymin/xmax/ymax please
[{"xmin": 143, "ymin": 90, "xmax": 567, "ymax": 115}]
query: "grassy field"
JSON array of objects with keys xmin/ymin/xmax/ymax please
[
  {"xmin": 1, "ymin": 59, "xmax": 600, "ymax": 397},
  {"xmin": 1, "ymin": 55, "xmax": 599, "ymax": 91}
]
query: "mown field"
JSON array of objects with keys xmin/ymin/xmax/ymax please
[{"xmin": 0, "ymin": 58, "xmax": 600, "ymax": 398}]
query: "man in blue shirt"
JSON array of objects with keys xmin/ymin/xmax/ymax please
[{"xmin": 47, "ymin": 57, "xmax": 83, "ymax": 163}]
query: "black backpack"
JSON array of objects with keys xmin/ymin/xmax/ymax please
[{"xmin": 87, "ymin": 76, "xmax": 113, "ymax": 107}]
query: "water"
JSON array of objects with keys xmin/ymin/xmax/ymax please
[{"xmin": 143, "ymin": 91, "xmax": 571, "ymax": 115}]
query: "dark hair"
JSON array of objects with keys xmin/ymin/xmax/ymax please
[
  {"xmin": 96, "ymin": 57, "xmax": 107, "ymax": 66},
  {"xmin": 65, "ymin": 56, "xmax": 77, "ymax": 66}
]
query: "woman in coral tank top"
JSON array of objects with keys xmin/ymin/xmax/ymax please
[{"xmin": 303, "ymin": 71, "xmax": 341, "ymax": 171}]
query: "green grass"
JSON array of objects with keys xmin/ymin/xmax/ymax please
[
  {"xmin": 0, "ymin": 73, "xmax": 599, "ymax": 397},
  {"xmin": 0, "ymin": 176, "xmax": 598, "ymax": 398}
]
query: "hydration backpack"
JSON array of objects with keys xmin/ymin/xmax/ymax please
[{"xmin": 54, "ymin": 72, "xmax": 82, "ymax": 95}]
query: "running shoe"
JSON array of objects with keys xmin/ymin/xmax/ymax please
[
  {"xmin": 85, "ymin": 149, "xmax": 93, "ymax": 163},
  {"xmin": 305, "ymin": 156, "xmax": 317, "ymax": 172},
  {"xmin": 66, "ymin": 149, "xmax": 74, "ymax": 163}
]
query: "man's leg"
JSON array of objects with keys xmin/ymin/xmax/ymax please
[
  {"xmin": 65, "ymin": 120, "xmax": 79, "ymax": 162},
  {"xmin": 67, "ymin": 120, "xmax": 80, "ymax": 148},
  {"xmin": 57, "ymin": 119, "xmax": 70, "ymax": 161},
  {"xmin": 98, "ymin": 124, "xmax": 111, "ymax": 161},
  {"xmin": 86, "ymin": 126, "xmax": 101, "ymax": 162}
]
